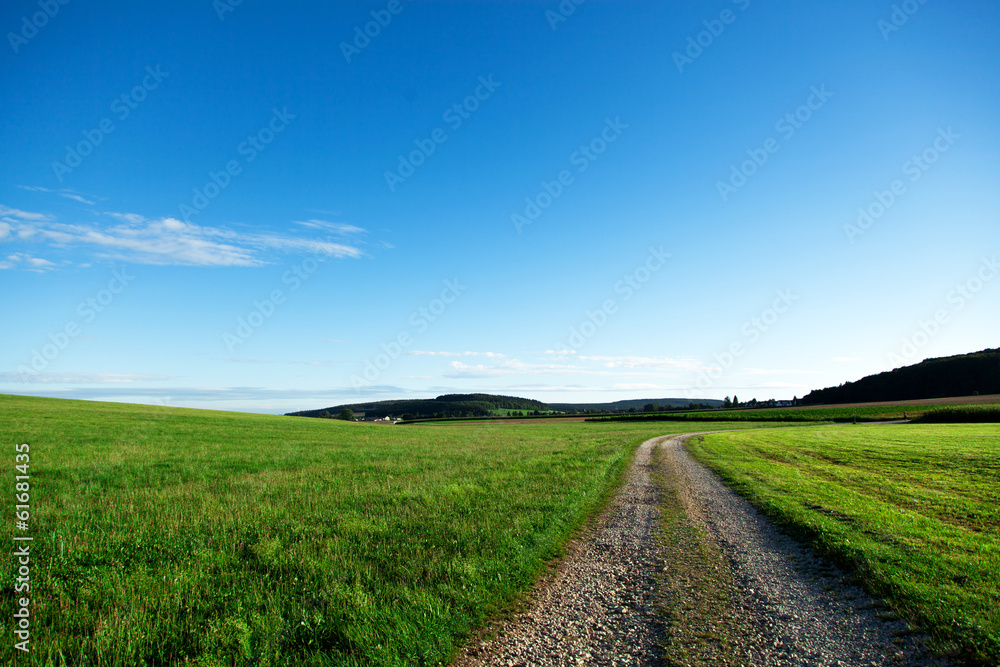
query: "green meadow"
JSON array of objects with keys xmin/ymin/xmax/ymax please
[
  {"xmin": 0, "ymin": 394, "xmax": 720, "ymax": 667},
  {"xmin": 5, "ymin": 394, "xmax": 996, "ymax": 665},
  {"xmin": 687, "ymin": 424, "xmax": 1000, "ymax": 664}
]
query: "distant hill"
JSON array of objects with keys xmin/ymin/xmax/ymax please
[
  {"xmin": 546, "ymin": 397, "xmax": 723, "ymax": 413},
  {"xmin": 287, "ymin": 393, "xmax": 549, "ymax": 420},
  {"xmin": 802, "ymin": 348, "xmax": 1000, "ymax": 405}
]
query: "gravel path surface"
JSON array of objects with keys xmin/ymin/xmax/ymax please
[
  {"xmin": 454, "ymin": 436, "xmax": 666, "ymax": 667},
  {"xmin": 662, "ymin": 433, "xmax": 948, "ymax": 667},
  {"xmin": 455, "ymin": 433, "xmax": 949, "ymax": 667}
]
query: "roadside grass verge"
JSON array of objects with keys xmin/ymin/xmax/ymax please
[{"xmin": 686, "ymin": 424, "xmax": 1000, "ymax": 665}]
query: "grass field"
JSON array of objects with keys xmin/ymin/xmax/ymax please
[
  {"xmin": 8, "ymin": 394, "xmax": 994, "ymax": 664},
  {"xmin": 591, "ymin": 401, "xmax": 1000, "ymax": 423},
  {"xmin": 914, "ymin": 405, "xmax": 1000, "ymax": 423},
  {"xmin": 686, "ymin": 424, "xmax": 1000, "ymax": 664},
  {"xmin": 0, "ymin": 394, "xmax": 757, "ymax": 667}
]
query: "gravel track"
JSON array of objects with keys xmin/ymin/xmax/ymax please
[
  {"xmin": 455, "ymin": 433, "xmax": 949, "ymax": 667},
  {"xmin": 454, "ymin": 436, "xmax": 666, "ymax": 667},
  {"xmin": 658, "ymin": 433, "xmax": 948, "ymax": 667}
]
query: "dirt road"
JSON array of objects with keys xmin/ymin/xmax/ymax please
[{"xmin": 456, "ymin": 433, "xmax": 948, "ymax": 666}]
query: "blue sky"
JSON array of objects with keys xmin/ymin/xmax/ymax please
[{"xmin": 1, "ymin": 0, "xmax": 997, "ymax": 413}]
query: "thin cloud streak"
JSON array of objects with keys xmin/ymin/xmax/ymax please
[{"xmin": 0, "ymin": 207, "xmax": 364, "ymax": 268}]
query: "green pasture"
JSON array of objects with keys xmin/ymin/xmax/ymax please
[
  {"xmin": 5, "ymin": 393, "xmax": 995, "ymax": 665},
  {"xmin": 0, "ymin": 394, "xmax": 725, "ymax": 666}
]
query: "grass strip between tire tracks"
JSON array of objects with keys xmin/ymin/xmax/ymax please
[{"xmin": 652, "ymin": 437, "xmax": 753, "ymax": 666}]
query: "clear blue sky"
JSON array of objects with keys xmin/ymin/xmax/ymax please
[{"xmin": 2, "ymin": 0, "xmax": 997, "ymax": 413}]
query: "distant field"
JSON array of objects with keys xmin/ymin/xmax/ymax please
[
  {"xmin": 914, "ymin": 405, "xmax": 1000, "ymax": 423},
  {"xmin": 592, "ymin": 400, "xmax": 1000, "ymax": 423},
  {"xmin": 0, "ymin": 394, "xmax": 760, "ymax": 666},
  {"xmin": 686, "ymin": 424, "xmax": 1000, "ymax": 664},
  {"xmin": 798, "ymin": 394, "xmax": 1000, "ymax": 409}
]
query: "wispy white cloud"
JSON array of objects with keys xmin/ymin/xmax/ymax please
[
  {"xmin": 490, "ymin": 383, "xmax": 684, "ymax": 395},
  {"xmin": 0, "ymin": 208, "xmax": 364, "ymax": 268},
  {"xmin": 437, "ymin": 353, "xmax": 707, "ymax": 380},
  {"xmin": 59, "ymin": 192, "xmax": 95, "ymax": 205},
  {"xmin": 17, "ymin": 186, "xmax": 98, "ymax": 205},
  {"xmin": 104, "ymin": 212, "xmax": 147, "ymax": 225},
  {"xmin": 0, "ymin": 253, "xmax": 56, "ymax": 271},
  {"xmin": 606, "ymin": 382, "xmax": 665, "ymax": 391},
  {"xmin": 736, "ymin": 368, "xmax": 822, "ymax": 376},
  {"xmin": 579, "ymin": 355, "xmax": 702, "ymax": 371},
  {"xmin": 0, "ymin": 372, "xmax": 175, "ymax": 384},
  {"xmin": 226, "ymin": 359, "xmax": 344, "ymax": 366},
  {"xmin": 443, "ymin": 359, "xmax": 582, "ymax": 378},
  {"xmin": 0, "ymin": 385, "xmax": 408, "ymax": 404},
  {"xmin": 25, "ymin": 255, "xmax": 55, "ymax": 269},
  {"xmin": 409, "ymin": 350, "xmax": 505, "ymax": 358},
  {"xmin": 293, "ymin": 219, "xmax": 365, "ymax": 235},
  {"xmin": 0, "ymin": 204, "xmax": 52, "ymax": 222}
]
